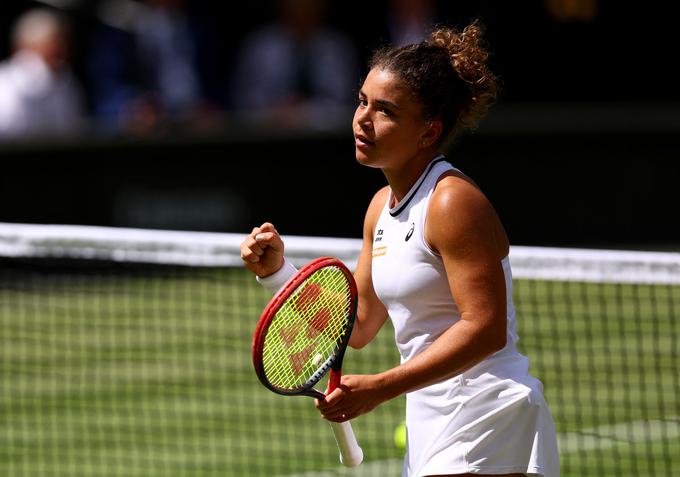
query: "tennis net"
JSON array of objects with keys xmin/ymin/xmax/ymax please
[{"xmin": 1, "ymin": 223, "xmax": 678, "ymax": 476}]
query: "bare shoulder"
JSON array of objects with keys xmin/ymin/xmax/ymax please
[
  {"xmin": 426, "ymin": 172, "xmax": 509, "ymax": 259},
  {"xmin": 430, "ymin": 172, "xmax": 493, "ymax": 221},
  {"xmin": 369, "ymin": 186, "xmax": 390, "ymax": 210}
]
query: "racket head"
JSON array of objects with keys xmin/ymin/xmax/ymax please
[{"xmin": 252, "ymin": 257, "xmax": 357, "ymax": 398}]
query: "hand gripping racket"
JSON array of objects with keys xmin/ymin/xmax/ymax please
[{"xmin": 252, "ymin": 257, "xmax": 364, "ymax": 467}]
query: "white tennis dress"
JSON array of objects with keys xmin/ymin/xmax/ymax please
[{"xmin": 371, "ymin": 157, "xmax": 560, "ymax": 477}]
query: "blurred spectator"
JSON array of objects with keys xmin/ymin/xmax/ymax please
[
  {"xmin": 0, "ymin": 7, "xmax": 85, "ymax": 139},
  {"xmin": 544, "ymin": 0, "xmax": 598, "ymax": 22},
  {"xmin": 386, "ymin": 0, "xmax": 438, "ymax": 46},
  {"xmin": 88, "ymin": 0, "xmax": 219, "ymax": 134},
  {"xmin": 230, "ymin": 0, "xmax": 359, "ymax": 129}
]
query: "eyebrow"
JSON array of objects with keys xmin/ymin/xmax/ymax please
[
  {"xmin": 377, "ymin": 99, "xmax": 401, "ymax": 110},
  {"xmin": 358, "ymin": 90, "xmax": 401, "ymax": 110}
]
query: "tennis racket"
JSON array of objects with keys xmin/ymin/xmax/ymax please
[{"xmin": 252, "ymin": 257, "xmax": 364, "ymax": 467}]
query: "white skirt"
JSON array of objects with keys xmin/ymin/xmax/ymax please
[{"xmin": 403, "ymin": 353, "xmax": 559, "ymax": 477}]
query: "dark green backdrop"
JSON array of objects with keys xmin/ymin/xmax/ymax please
[{"xmin": 1, "ymin": 109, "xmax": 678, "ymax": 248}]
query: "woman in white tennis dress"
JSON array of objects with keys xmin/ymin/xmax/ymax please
[{"xmin": 241, "ymin": 20, "xmax": 559, "ymax": 477}]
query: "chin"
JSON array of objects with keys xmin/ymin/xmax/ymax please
[
  {"xmin": 355, "ymin": 148, "xmax": 381, "ymax": 168},
  {"xmin": 355, "ymin": 151, "xmax": 377, "ymax": 168}
]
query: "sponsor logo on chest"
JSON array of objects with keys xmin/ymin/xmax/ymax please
[{"xmin": 372, "ymin": 222, "xmax": 416, "ymax": 257}]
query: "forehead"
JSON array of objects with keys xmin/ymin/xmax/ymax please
[{"xmin": 361, "ymin": 68, "xmax": 416, "ymax": 105}]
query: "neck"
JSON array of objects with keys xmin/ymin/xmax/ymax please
[{"xmin": 383, "ymin": 152, "xmax": 440, "ymax": 204}]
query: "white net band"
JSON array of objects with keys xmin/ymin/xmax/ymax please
[{"xmin": 1, "ymin": 222, "xmax": 679, "ymax": 284}]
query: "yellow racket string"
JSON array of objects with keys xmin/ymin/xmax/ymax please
[{"xmin": 262, "ymin": 266, "xmax": 351, "ymax": 390}]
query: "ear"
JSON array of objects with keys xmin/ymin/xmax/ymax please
[{"xmin": 418, "ymin": 120, "xmax": 443, "ymax": 149}]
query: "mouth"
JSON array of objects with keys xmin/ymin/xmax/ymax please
[{"xmin": 355, "ymin": 133, "xmax": 375, "ymax": 148}]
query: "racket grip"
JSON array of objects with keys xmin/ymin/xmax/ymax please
[{"xmin": 329, "ymin": 420, "xmax": 363, "ymax": 467}]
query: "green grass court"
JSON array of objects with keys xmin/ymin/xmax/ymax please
[{"xmin": 1, "ymin": 265, "xmax": 678, "ymax": 476}]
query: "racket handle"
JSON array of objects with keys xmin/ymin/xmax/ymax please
[{"xmin": 329, "ymin": 420, "xmax": 363, "ymax": 467}]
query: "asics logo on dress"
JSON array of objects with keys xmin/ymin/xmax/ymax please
[{"xmin": 405, "ymin": 222, "xmax": 415, "ymax": 241}]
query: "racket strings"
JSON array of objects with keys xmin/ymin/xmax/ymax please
[{"xmin": 262, "ymin": 266, "xmax": 351, "ymax": 390}]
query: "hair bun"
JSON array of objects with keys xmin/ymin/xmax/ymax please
[{"xmin": 430, "ymin": 21, "xmax": 498, "ymax": 132}]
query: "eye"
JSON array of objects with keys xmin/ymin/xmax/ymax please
[
  {"xmin": 379, "ymin": 107, "xmax": 392, "ymax": 116},
  {"xmin": 357, "ymin": 97, "xmax": 368, "ymax": 107}
]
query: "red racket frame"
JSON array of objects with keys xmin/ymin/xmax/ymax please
[{"xmin": 251, "ymin": 257, "xmax": 358, "ymax": 398}]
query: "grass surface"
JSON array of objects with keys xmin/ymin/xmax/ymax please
[{"xmin": 1, "ymin": 263, "xmax": 678, "ymax": 476}]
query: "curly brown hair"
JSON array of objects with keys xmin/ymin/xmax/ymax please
[{"xmin": 369, "ymin": 20, "xmax": 498, "ymax": 147}]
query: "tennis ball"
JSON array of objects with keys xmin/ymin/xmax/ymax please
[
  {"xmin": 312, "ymin": 353, "xmax": 323, "ymax": 367},
  {"xmin": 393, "ymin": 420, "xmax": 406, "ymax": 450}
]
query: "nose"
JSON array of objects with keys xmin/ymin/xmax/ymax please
[{"xmin": 354, "ymin": 106, "xmax": 372, "ymax": 130}]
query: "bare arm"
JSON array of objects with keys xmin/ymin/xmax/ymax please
[
  {"xmin": 317, "ymin": 176, "xmax": 510, "ymax": 420},
  {"xmin": 375, "ymin": 176, "xmax": 509, "ymax": 399},
  {"xmin": 349, "ymin": 187, "xmax": 390, "ymax": 349}
]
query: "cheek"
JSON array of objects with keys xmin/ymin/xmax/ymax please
[{"xmin": 376, "ymin": 122, "xmax": 414, "ymax": 149}]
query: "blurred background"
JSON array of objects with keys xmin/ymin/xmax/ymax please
[
  {"xmin": 1, "ymin": 3, "xmax": 679, "ymax": 476},
  {"xmin": 0, "ymin": 0, "xmax": 678, "ymax": 247}
]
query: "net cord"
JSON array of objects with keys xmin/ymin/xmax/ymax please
[{"xmin": 1, "ymin": 222, "xmax": 679, "ymax": 284}]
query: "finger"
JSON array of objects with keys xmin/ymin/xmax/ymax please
[
  {"xmin": 241, "ymin": 228, "xmax": 263, "ymax": 258},
  {"xmin": 323, "ymin": 387, "xmax": 345, "ymax": 407},
  {"xmin": 239, "ymin": 240, "xmax": 265, "ymax": 263},
  {"xmin": 315, "ymin": 389, "xmax": 342, "ymax": 413},
  {"xmin": 314, "ymin": 396, "xmax": 333, "ymax": 409},
  {"xmin": 258, "ymin": 222, "xmax": 277, "ymax": 233},
  {"xmin": 254, "ymin": 231, "xmax": 281, "ymax": 249},
  {"xmin": 315, "ymin": 398, "xmax": 343, "ymax": 421},
  {"xmin": 247, "ymin": 236, "xmax": 267, "ymax": 256},
  {"xmin": 321, "ymin": 408, "xmax": 351, "ymax": 422}
]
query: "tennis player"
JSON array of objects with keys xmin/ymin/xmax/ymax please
[{"xmin": 241, "ymin": 20, "xmax": 559, "ymax": 477}]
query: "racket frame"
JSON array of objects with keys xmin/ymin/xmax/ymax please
[{"xmin": 251, "ymin": 257, "xmax": 357, "ymax": 399}]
